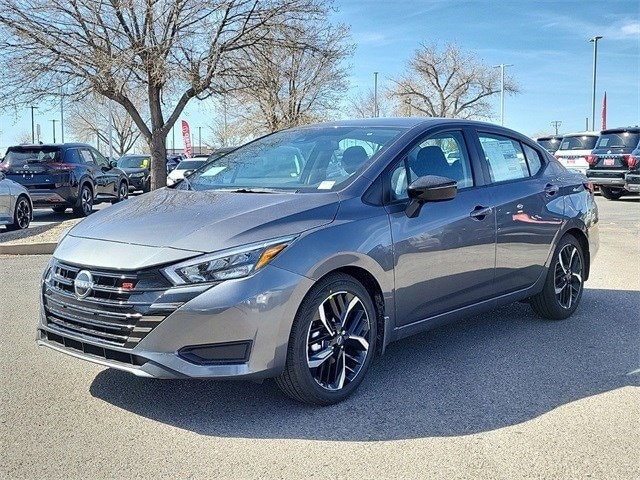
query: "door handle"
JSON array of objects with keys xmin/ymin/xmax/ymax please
[
  {"xmin": 469, "ymin": 205, "xmax": 492, "ymax": 220},
  {"xmin": 544, "ymin": 184, "xmax": 559, "ymax": 196}
]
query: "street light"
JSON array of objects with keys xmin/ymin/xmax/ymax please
[
  {"xmin": 493, "ymin": 64, "xmax": 513, "ymax": 126},
  {"xmin": 589, "ymin": 36, "xmax": 603, "ymax": 131},
  {"xmin": 30, "ymin": 106, "xmax": 36, "ymax": 143},
  {"xmin": 373, "ymin": 72, "xmax": 379, "ymax": 118},
  {"xmin": 50, "ymin": 119, "xmax": 57, "ymax": 143}
]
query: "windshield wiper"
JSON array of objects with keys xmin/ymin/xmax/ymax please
[{"xmin": 221, "ymin": 188, "xmax": 287, "ymax": 194}]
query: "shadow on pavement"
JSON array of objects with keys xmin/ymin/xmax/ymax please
[{"xmin": 90, "ymin": 287, "xmax": 638, "ymax": 441}]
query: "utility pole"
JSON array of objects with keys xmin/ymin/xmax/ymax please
[
  {"xmin": 373, "ymin": 72, "xmax": 379, "ymax": 118},
  {"xmin": 198, "ymin": 126, "xmax": 202, "ymax": 154},
  {"xmin": 30, "ymin": 106, "xmax": 36, "ymax": 143},
  {"xmin": 50, "ymin": 119, "xmax": 57, "ymax": 143},
  {"xmin": 589, "ymin": 36, "xmax": 603, "ymax": 131},
  {"xmin": 550, "ymin": 121, "xmax": 562, "ymax": 135},
  {"xmin": 494, "ymin": 64, "xmax": 513, "ymax": 126},
  {"xmin": 60, "ymin": 87, "xmax": 64, "ymax": 143},
  {"xmin": 171, "ymin": 126, "xmax": 175, "ymax": 154},
  {"xmin": 108, "ymin": 99, "xmax": 114, "ymax": 160}
]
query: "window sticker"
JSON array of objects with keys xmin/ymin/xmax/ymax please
[{"xmin": 317, "ymin": 180, "xmax": 335, "ymax": 190}]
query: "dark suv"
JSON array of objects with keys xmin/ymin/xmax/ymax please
[
  {"xmin": 586, "ymin": 127, "xmax": 640, "ymax": 200},
  {"xmin": 116, "ymin": 154, "xmax": 151, "ymax": 193},
  {"xmin": 0, "ymin": 143, "xmax": 129, "ymax": 215}
]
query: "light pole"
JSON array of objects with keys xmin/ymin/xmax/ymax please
[
  {"xmin": 30, "ymin": 106, "xmax": 36, "ymax": 143},
  {"xmin": 50, "ymin": 119, "xmax": 57, "ymax": 143},
  {"xmin": 373, "ymin": 72, "xmax": 379, "ymax": 118},
  {"xmin": 108, "ymin": 99, "xmax": 114, "ymax": 161},
  {"xmin": 589, "ymin": 36, "xmax": 603, "ymax": 131},
  {"xmin": 198, "ymin": 126, "xmax": 202, "ymax": 154},
  {"xmin": 60, "ymin": 87, "xmax": 64, "ymax": 143},
  {"xmin": 494, "ymin": 64, "xmax": 513, "ymax": 126}
]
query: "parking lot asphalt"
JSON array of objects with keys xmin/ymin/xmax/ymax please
[{"xmin": 1, "ymin": 196, "xmax": 638, "ymax": 479}]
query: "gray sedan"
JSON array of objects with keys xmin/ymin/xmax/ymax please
[
  {"xmin": 37, "ymin": 118, "xmax": 598, "ymax": 405},
  {"xmin": 0, "ymin": 171, "xmax": 32, "ymax": 231}
]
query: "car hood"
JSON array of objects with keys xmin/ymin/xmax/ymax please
[
  {"xmin": 120, "ymin": 167, "xmax": 146, "ymax": 174},
  {"xmin": 66, "ymin": 187, "xmax": 339, "ymax": 254}
]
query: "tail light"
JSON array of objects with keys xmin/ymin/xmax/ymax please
[
  {"xmin": 585, "ymin": 154, "xmax": 597, "ymax": 166},
  {"xmin": 0, "ymin": 163, "xmax": 8, "ymax": 172},
  {"xmin": 583, "ymin": 181, "xmax": 595, "ymax": 195},
  {"xmin": 624, "ymin": 154, "xmax": 637, "ymax": 168}
]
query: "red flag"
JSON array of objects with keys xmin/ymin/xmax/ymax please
[
  {"xmin": 601, "ymin": 92, "xmax": 607, "ymax": 131},
  {"xmin": 181, "ymin": 120, "xmax": 192, "ymax": 158}
]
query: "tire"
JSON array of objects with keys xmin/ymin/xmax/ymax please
[
  {"xmin": 276, "ymin": 273, "xmax": 377, "ymax": 405},
  {"xmin": 52, "ymin": 206, "xmax": 67, "ymax": 213},
  {"xmin": 529, "ymin": 234, "xmax": 585, "ymax": 320},
  {"xmin": 73, "ymin": 184, "xmax": 93, "ymax": 217},
  {"xmin": 599, "ymin": 186, "xmax": 625, "ymax": 200},
  {"xmin": 111, "ymin": 181, "xmax": 129, "ymax": 204},
  {"xmin": 143, "ymin": 177, "xmax": 151, "ymax": 193},
  {"xmin": 5, "ymin": 196, "xmax": 31, "ymax": 231}
]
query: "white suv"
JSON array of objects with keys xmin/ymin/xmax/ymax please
[{"xmin": 554, "ymin": 132, "xmax": 599, "ymax": 175}]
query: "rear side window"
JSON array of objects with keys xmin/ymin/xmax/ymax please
[
  {"xmin": 63, "ymin": 149, "xmax": 82, "ymax": 164},
  {"xmin": 522, "ymin": 144, "xmax": 543, "ymax": 176},
  {"xmin": 478, "ymin": 134, "xmax": 529, "ymax": 182},
  {"xmin": 79, "ymin": 149, "xmax": 94, "ymax": 164},
  {"xmin": 4, "ymin": 146, "xmax": 62, "ymax": 166},
  {"xmin": 596, "ymin": 131, "xmax": 640, "ymax": 149}
]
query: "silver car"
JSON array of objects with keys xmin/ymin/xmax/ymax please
[
  {"xmin": 37, "ymin": 119, "xmax": 599, "ymax": 405},
  {"xmin": 0, "ymin": 171, "xmax": 32, "ymax": 231}
]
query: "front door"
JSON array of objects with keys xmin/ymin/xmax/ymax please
[
  {"xmin": 0, "ymin": 176, "xmax": 12, "ymax": 223},
  {"xmin": 387, "ymin": 129, "xmax": 496, "ymax": 327}
]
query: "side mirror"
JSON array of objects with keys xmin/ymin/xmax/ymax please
[{"xmin": 406, "ymin": 175, "xmax": 457, "ymax": 218}]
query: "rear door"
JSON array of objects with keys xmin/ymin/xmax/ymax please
[
  {"xmin": 387, "ymin": 128, "xmax": 497, "ymax": 326},
  {"xmin": 473, "ymin": 129, "xmax": 562, "ymax": 294}
]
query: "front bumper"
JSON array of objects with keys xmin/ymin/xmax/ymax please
[
  {"xmin": 624, "ymin": 174, "xmax": 640, "ymax": 192},
  {"xmin": 127, "ymin": 176, "xmax": 147, "ymax": 191},
  {"xmin": 37, "ymin": 263, "xmax": 313, "ymax": 379}
]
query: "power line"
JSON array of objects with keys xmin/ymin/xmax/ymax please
[{"xmin": 550, "ymin": 120, "xmax": 562, "ymax": 135}]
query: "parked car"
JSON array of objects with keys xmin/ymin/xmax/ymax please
[
  {"xmin": 166, "ymin": 156, "xmax": 209, "ymax": 186},
  {"xmin": 117, "ymin": 154, "xmax": 151, "ymax": 193},
  {"xmin": 166, "ymin": 154, "xmax": 184, "ymax": 173},
  {"xmin": 623, "ymin": 140, "xmax": 640, "ymax": 193},
  {"xmin": 0, "ymin": 143, "xmax": 129, "ymax": 216},
  {"xmin": 586, "ymin": 126, "xmax": 640, "ymax": 200},
  {"xmin": 554, "ymin": 132, "xmax": 599, "ymax": 176},
  {"xmin": 37, "ymin": 118, "xmax": 598, "ymax": 405},
  {"xmin": 0, "ymin": 171, "xmax": 32, "ymax": 231},
  {"xmin": 535, "ymin": 135, "xmax": 562, "ymax": 154}
]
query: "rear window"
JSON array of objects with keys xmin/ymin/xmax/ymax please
[
  {"xmin": 537, "ymin": 138, "xmax": 561, "ymax": 152},
  {"xmin": 559, "ymin": 135, "xmax": 598, "ymax": 151},
  {"xmin": 4, "ymin": 146, "xmax": 62, "ymax": 166},
  {"xmin": 177, "ymin": 160, "xmax": 206, "ymax": 170},
  {"xmin": 595, "ymin": 131, "xmax": 640, "ymax": 149}
]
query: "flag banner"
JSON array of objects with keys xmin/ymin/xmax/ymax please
[
  {"xmin": 601, "ymin": 92, "xmax": 607, "ymax": 131},
  {"xmin": 181, "ymin": 120, "xmax": 192, "ymax": 158}
]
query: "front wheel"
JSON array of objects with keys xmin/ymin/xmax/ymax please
[
  {"xmin": 276, "ymin": 273, "xmax": 377, "ymax": 405},
  {"xmin": 6, "ymin": 196, "xmax": 31, "ymax": 231},
  {"xmin": 599, "ymin": 186, "xmax": 625, "ymax": 200},
  {"xmin": 529, "ymin": 234, "xmax": 585, "ymax": 320},
  {"xmin": 73, "ymin": 184, "xmax": 93, "ymax": 217},
  {"xmin": 111, "ymin": 181, "xmax": 129, "ymax": 204}
]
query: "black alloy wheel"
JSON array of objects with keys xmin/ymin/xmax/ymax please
[
  {"xmin": 112, "ymin": 181, "xmax": 129, "ymax": 204},
  {"xmin": 599, "ymin": 186, "xmax": 625, "ymax": 200},
  {"xmin": 276, "ymin": 273, "xmax": 377, "ymax": 405},
  {"xmin": 530, "ymin": 234, "xmax": 585, "ymax": 320},
  {"xmin": 6, "ymin": 196, "xmax": 31, "ymax": 231},
  {"xmin": 73, "ymin": 184, "xmax": 93, "ymax": 217}
]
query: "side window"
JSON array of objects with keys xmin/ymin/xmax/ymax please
[
  {"xmin": 389, "ymin": 130, "xmax": 474, "ymax": 201},
  {"xmin": 63, "ymin": 149, "xmax": 81, "ymax": 164},
  {"xmin": 78, "ymin": 148, "xmax": 94, "ymax": 164},
  {"xmin": 522, "ymin": 143, "xmax": 543, "ymax": 176},
  {"xmin": 478, "ymin": 133, "xmax": 529, "ymax": 183},
  {"xmin": 90, "ymin": 148, "xmax": 109, "ymax": 167}
]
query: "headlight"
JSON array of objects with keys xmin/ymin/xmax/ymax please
[{"xmin": 161, "ymin": 235, "xmax": 297, "ymax": 285}]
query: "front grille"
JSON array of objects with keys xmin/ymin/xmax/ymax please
[{"xmin": 42, "ymin": 260, "xmax": 188, "ymax": 349}]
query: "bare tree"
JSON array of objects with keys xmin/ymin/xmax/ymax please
[
  {"xmin": 348, "ymin": 88, "xmax": 392, "ymax": 118},
  {"xmin": 0, "ymin": 0, "xmax": 329, "ymax": 189},
  {"xmin": 15, "ymin": 132, "xmax": 32, "ymax": 144},
  {"xmin": 233, "ymin": 20, "xmax": 352, "ymax": 132},
  {"xmin": 390, "ymin": 43, "xmax": 519, "ymax": 120},
  {"xmin": 66, "ymin": 94, "xmax": 144, "ymax": 157}
]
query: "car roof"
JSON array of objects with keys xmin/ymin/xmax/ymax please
[
  {"xmin": 536, "ymin": 135, "xmax": 562, "ymax": 141},
  {"xmin": 560, "ymin": 131, "xmax": 599, "ymax": 138},
  {"xmin": 298, "ymin": 117, "xmax": 502, "ymax": 130},
  {"xmin": 600, "ymin": 126, "xmax": 640, "ymax": 134},
  {"xmin": 8, "ymin": 142, "xmax": 92, "ymax": 150}
]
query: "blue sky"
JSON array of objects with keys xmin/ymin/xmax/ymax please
[{"xmin": 1, "ymin": 0, "xmax": 638, "ymax": 152}]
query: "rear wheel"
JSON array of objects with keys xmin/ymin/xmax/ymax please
[
  {"xmin": 276, "ymin": 273, "xmax": 377, "ymax": 405},
  {"xmin": 599, "ymin": 186, "xmax": 625, "ymax": 200},
  {"xmin": 530, "ymin": 234, "xmax": 585, "ymax": 320},
  {"xmin": 6, "ymin": 196, "xmax": 31, "ymax": 231},
  {"xmin": 73, "ymin": 184, "xmax": 93, "ymax": 217},
  {"xmin": 111, "ymin": 181, "xmax": 129, "ymax": 204}
]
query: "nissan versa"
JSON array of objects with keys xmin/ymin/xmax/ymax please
[{"xmin": 38, "ymin": 118, "xmax": 599, "ymax": 405}]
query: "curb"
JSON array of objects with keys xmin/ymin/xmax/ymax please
[{"xmin": 0, "ymin": 242, "xmax": 57, "ymax": 255}]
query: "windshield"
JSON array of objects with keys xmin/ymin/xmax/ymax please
[
  {"xmin": 596, "ymin": 131, "xmax": 640, "ymax": 149},
  {"xmin": 177, "ymin": 160, "xmax": 206, "ymax": 170},
  {"xmin": 184, "ymin": 126, "xmax": 406, "ymax": 192},
  {"xmin": 117, "ymin": 156, "xmax": 150, "ymax": 169},
  {"xmin": 4, "ymin": 146, "xmax": 62, "ymax": 166},
  {"xmin": 559, "ymin": 135, "xmax": 598, "ymax": 151}
]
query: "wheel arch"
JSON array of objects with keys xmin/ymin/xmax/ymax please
[
  {"xmin": 564, "ymin": 227, "xmax": 591, "ymax": 281},
  {"xmin": 15, "ymin": 193, "xmax": 33, "ymax": 219}
]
